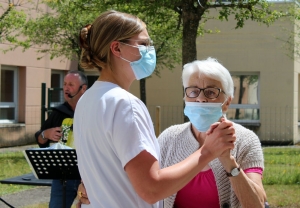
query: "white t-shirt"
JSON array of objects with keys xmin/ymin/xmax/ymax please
[{"xmin": 74, "ymin": 81, "xmax": 162, "ymax": 208}]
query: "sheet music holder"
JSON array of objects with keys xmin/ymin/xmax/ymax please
[{"xmin": 23, "ymin": 149, "xmax": 81, "ymax": 208}]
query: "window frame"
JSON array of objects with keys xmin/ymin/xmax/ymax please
[
  {"xmin": 228, "ymin": 72, "xmax": 260, "ymax": 124},
  {"xmin": 50, "ymin": 70, "xmax": 64, "ymax": 108},
  {"xmin": 0, "ymin": 65, "xmax": 18, "ymax": 124},
  {"xmin": 85, "ymin": 70, "xmax": 99, "ymax": 89}
]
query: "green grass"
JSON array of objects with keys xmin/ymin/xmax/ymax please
[
  {"xmin": 262, "ymin": 147, "xmax": 300, "ymax": 208},
  {"xmin": 265, "ymin": 184, "xmax": 300, "ymax": 208},
  {"xmin": 0, "ymin": 151, "xmax": 33, "ymax": 195},
  {"xmin": 24, "ymin": 204, "xmax": 48, "ymax": 208},
  {"xmin": 263, "ymin": 147, "xmax": 300, "ymax": 185},
  {"xmin": 1, "ymin": 147, "xmax": 300, "ymax": 207}
]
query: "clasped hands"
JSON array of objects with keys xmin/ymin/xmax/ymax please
[{"xmin": 203, "ymin": 117, "xmax": 236, "ymax": 160}]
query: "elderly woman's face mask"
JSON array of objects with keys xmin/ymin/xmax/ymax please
[{"xmin": 184, "ymin": 101, "xmax": 227, "ymax": 132}]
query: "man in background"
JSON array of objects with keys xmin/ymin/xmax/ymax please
[{"xmin": 35, "ymin": 70, "xmax": 88, "ymax": 208}]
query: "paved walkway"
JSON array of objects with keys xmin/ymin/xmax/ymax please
[
  {"xmin": 0, "ymin": 187, "xmax": 51, "ymax": 208},
  {"xmin": 0, "ymin": 144, "xmax": 39, "ymax": 154}
]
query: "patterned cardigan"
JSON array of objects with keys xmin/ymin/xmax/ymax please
[{"xmin": 158, "ymin": 122, "xmax": 264, "ymax": 208}]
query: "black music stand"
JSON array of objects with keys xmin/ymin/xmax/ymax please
[{"xmin": 23, "ymin": 149, "xmax": 80, "ymax": 208}]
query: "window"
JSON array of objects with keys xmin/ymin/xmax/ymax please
[
  {"xmin": 85, "ymin": 70, "xmax": 99, "ymax": 89},
  {"xmin": 50, "ymin": 70, "xmax": 64, "ymax": 107},
  {"xmin": 87, "ymin": 75, "xmax": 98, "ymax": 89},
  {"xmin": 227, "ymin": 73, "xmax": 260, "ymax": 124},
  {"xmin": 0, "ymin": 66, "xmax": 18, "ymax": 123}
]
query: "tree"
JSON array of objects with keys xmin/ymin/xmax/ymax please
[
  {"xmin": 278, "ymin": 3, "xmax": 300, "ymax": 60},
  {"xmin": 0, "ymin": 1, "xmax": 28, "ymax": 47},
  {"xmin": 10, "ymin": 0, "xmax": 284, "ymax": 105},
  {"xmin": 127, "ymin": 0, "xmax": 284, "ymax": 113},
  {"xmin": 19, "ymin": 1, "xmax": 181, "ymax": 104}
]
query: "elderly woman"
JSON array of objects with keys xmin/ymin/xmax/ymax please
[{"xmin": 159, "ymin": 57, "xmax": 266, "ymax": 208}]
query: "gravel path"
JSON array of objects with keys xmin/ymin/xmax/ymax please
[{"xmin": 0, "ymin": 187, "xmax": 51, "ymax": 208}]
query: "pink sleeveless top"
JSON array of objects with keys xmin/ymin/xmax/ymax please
[{"xmin": 174, "ymin": 168, "xmax": 263, "ymax": 208}]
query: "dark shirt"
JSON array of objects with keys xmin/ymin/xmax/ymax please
[{"xmin": 35, "ymin": 102, "xmax": 74, "ymax": 148}]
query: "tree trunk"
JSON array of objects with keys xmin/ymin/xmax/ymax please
[
  {"xmin": 182, "ymin": 3, "xmax": 201, "ymax": 65},
  {"xmin": 140, "ymin": 78, "xmax": 146, "ymax": 105},
  {"xmin": 182, "ymin": 1, "xmax": 203, "ymax": 122}
]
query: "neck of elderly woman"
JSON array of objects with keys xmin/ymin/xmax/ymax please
[{"xmin": 191, "ymin": 125, "xmax": 206, "ymax": 146}]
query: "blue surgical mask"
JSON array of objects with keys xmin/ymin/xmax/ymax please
[
  {"xmin": 120, "ymin": 44, "xmax": 156, "ymax": 80},
  {"xmin": 184, "ymin": 102, "xmax": 225, "ymax": 132}
]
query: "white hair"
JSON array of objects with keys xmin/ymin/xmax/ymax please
[{"xmin": 182, "ymin": 57, "xmax": 234, "ymax": 98}]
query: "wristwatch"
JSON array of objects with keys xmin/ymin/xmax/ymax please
[
  {"xmin": 41, "ymin": 131, "xmax": 47, "ymax": 141},
  {"xmin": 226, "ymin": 166, "xmax": 240, "ymax": 177}
]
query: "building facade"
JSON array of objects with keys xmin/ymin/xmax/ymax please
[{"xmin": 1, "ymin": 1, "xmax": 299, "ymax": 147}]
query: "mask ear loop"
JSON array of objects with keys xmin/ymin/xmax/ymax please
[
  {"xmin": 221, "ymin": 97, "xmax": 228, "ymax": 106},
  {"xmin": 221, "ymin": 96, "xmax": 229, "ymax": 119}
]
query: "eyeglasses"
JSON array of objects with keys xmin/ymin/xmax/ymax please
[
  {"xmin": 123, "ymin": 38, "xmax": 154, "ymax": 46},
  {"xmin": 119, "ymin": 41, "xmax": 155, "ymax": 52},
  {"xmin": 119, "ymin": 38, "xmax": 154, "ymax": 52},
  {"xmin": 185, "ymin": 87, "xmax": 225, "ymax": 99}
]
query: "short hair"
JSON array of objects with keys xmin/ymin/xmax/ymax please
[
  {"xmin": 67, "ymin": 70, "xmax": 88, "ymax": 86},
  {"xmin": 182, "ymin": 57, "xmax": 234, "ymax": 98},
  {"xmin": 79, "ymin": 10, "xmax": 146, "ymax": 71}
]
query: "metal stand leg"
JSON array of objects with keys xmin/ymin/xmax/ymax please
[
  {"xmin": 62, "ymin": 180, "xmax": 66, "ymax": 208},
  {"xmin": 0, "ymin": 197, "xmax": 15, "ymax": 208}
]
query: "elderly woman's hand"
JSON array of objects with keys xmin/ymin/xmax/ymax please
[
  {"xmin": 206, "ymin": 121, "xmax": 221, "ymax": 136},
  {"xmin": 206, "ymin": 118, "xmax": 239, "ymax": 173},
  {"xmin": 206, "ymin": 117, "xmax": 229, "ymax": 135},
  {"xmin": 203, "ymin": 118, "xmax": 236, "ymax": 159},
  {"xmin": 76, "ymin": 181, "xmax": 90, "ymax": 208}
]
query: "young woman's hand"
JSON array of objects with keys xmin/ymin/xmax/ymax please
[{"xmin": 76, "ymin": 181, "xmax": 90, "ymax": 207}]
